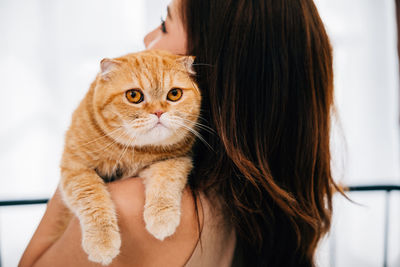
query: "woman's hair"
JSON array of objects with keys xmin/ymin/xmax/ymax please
[{"xmin": 181, "ymin": 0, "xmax": 341, "ymax": 266}]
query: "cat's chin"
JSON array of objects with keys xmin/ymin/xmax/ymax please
[{"xmin": 123, "ymin": 124, "xmax": 184, "ymax": 147}]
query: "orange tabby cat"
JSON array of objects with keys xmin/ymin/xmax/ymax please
[{"xmin": 59, "ymin": 50, "xmax": 200, "ymax": 265}]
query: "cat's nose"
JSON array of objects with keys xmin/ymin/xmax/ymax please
[{"xmin": 154, "ymin": 111, "xmax": 164, "ymax": 118}]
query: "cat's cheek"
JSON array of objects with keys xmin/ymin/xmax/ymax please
[{"xmin": 103, "ymin": 111, "xmax": 122, "ymax": 128}]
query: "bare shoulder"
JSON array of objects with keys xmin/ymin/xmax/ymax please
[
  {"xmin": 108, "ymin": 178, "xmax": 202, "ymax": 266},
  {"xmin": 33, "ymin": 178, "xmax": 201, "ymax": 267}
]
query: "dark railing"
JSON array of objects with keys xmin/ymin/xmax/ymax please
[
  {"xmin": 347, "ymin": 185, "xmax": 400, "ymax": 192},
  {"xmin": 0, "ymin": 199, "xmax": 48, "ymax": 207},
  {"xmin": 0, "ymin": 198, "xmax": 49, "ymax": 267},
  {"xmin": 0, "ymin": 185, "xmax": 399, "ymax": 267},
  {"xmin": 329, "ymin": 185, "xmax": 400, "ymax": 267}
]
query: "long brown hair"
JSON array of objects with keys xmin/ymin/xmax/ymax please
[{"xmin": 181, "ymin": 0, "xmax": 340, "ymax": 266}]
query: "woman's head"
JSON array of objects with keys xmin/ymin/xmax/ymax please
[
  {"xmin": 146, "ymin": 0, "xmax": 339, "ymax": 266},
  {"xmin": 143, "ymin": 0, "xmax": 186, "ymax": 55}
]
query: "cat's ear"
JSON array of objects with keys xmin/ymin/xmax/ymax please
[
  {"xmin": 178, "ymin": 56, "xmax": 196, "ymax": 75},
  {"xmin": 100, "ymin": 58, "xmax": 121, "ymax": 80}
]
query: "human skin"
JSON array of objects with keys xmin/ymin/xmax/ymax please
[
  {"xmin": 18, "ymin": 1, "xmax": 202, "ymax": 266},
  {"xmin": 143, "ymin": 0, "xmax": 186, "ymax": 55}
]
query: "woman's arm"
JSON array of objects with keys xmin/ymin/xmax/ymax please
[
  {"xmin": 18, "ymin": 187, "xmax": 71, "ymax": 267},
  {"xmin": 19, "ymin": 178, "xmax": 201, "ymax": 267}
]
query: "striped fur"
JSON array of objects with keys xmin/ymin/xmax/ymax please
[{"xmin": 59, "ymin": 50, "xmax": 200, "ymax": 265}]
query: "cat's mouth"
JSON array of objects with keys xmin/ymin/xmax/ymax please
[{"xmin": 150, "ymin": 121, "xmax": 167, "ymax": 130}]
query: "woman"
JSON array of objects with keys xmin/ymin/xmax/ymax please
[{"xmin": 20, "ymin": 0, "xmax": 340, "ymax": 266}]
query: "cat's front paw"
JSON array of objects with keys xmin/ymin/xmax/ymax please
[
  {"xmin": 144, "ymin": 204, "xmax": 181, "ymax": 241},
  {"xmin": 82, "ymin": 224, "xmax": 121, "ymax": 266}
]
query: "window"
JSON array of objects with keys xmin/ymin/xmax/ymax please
[
  {"xmin": 315, "ymin": 0, "xmax": 400, "ymax": 266},
  {"xmin": 0, "ymin": 0, "xmax": 399, "ymax": 266},
  {"xmin": 0, "ymin": 0, "xmax": 168, "ymax": 265}
]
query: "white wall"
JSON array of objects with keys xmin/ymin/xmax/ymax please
[
  {"xmin": 0, "ymin": 0, "xmax": 147, "ymax": 265},
  {"xmin": 316, "ymin": 0, "xmax": 400, "ymax": 185},
  {"xmin": 315, "ymin": 0, "xmax": 400, "ymax": 266},
  {"xmin": 0, "ymin": 0, "xmax": 399, "ymax": 266}
]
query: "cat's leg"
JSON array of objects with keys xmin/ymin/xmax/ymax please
[
  {"xmin": 140, "ymin": 156, "xmax": 192, "ymax": 240},
  {"xmin": 60, "ymin": 167, "xmax": 121, "ymax": 265}
]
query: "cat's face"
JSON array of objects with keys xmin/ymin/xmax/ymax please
[{"xmin": 93, "ymin": 50, "xmax": 201, "ymax": 147}]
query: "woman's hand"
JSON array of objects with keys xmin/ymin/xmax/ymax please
[{"xmin": 19, "ymin": 187, "xmax": 72, "ymax": 267}]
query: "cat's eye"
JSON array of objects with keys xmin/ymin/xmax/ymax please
[
  {"xmin": 167, "ymin": 88, "xmax": 183, "ymax": 102},
  {"xmin": 126, "ymin": 89, "xmax": 144, "ymax": 104}
]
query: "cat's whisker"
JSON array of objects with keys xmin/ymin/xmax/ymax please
[
  {"xmin": 188, "ymin": 78, "xmax": 199, "ymax": 90},
  {"xmin": 170, "ymin": 124, "xmax": 188, "ymax": 143},
  {"xmin": 88, "ymin": 139, "xmax": 119, "ymax": 154},
  {"xmin": 72, "ymin": 126, "xmax": 125, "ymax": 149},
  {"xmin": 192, "ymin": 63, "xmax": 214, "ymax": 67},
  {"xmin": 116, "ymin": 135, "xmax": 134, "ymax": 166},
  {"xmin": 116, "ymin": 144, "xmax": 128, "ymax": 164},
  {"xmin": 169, "ymin": 115, "xmax": 215, "ymax": 135},
  {"xmin": 167, "ymin": 118, "xmax": 214, "ymax": 152},
  {"xmin": 177, "ymin": 124, "xmax": 214, "ymax": 152},
  {"xmin": 110, "ymin": 128, "xmax": 136, "ymax": 174},
  {"xmin": 87, "ymin": 129, "xmax": 129, "ymax": 154},
  {"xmin": 60, "ymin": 51, "xmax": 204, "ymax": 264},
  {"xmin": 183, "ymin": 111, "xmax": 210, "ymax": 122},
  {"xmin": 186, "ymin": 116, "xmax": 210, "ymax": 126},
  {"xmin": 177, "ymin": 122, "xmax": 214, "ymax": 136},
  {"xmin": 191, "ymin": 123, "xmax": 215, "ymax": 135},
  {"xmin": 178, "ymin": 117, "xmax": 214, "ymax": 132},
  {"xmin": 124, "ymin": 117, "xmax": 155, "ymax": 129}
]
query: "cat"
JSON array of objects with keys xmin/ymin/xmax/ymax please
[{"xmin": 59, "ymin": 50, "xmax": 200, "ymax": 265}]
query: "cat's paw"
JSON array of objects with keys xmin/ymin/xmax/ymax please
[
  {"xmin": 82, "ymin": 224, "xmax": 121, "ymax": 266},
  {"xmin": 144, "ymin": 204, "xmax": 181, "ymax": 241}
]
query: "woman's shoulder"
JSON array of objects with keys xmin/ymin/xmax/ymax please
[
  {"xmin": 107, "ymin": 178, "xmax": 202, "ymax": 266},
  {"xmin": 33, "ymin": 178, "xmax": 202, "ymax": 267}
]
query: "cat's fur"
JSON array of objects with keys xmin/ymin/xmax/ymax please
[{"xmin": 59, "ymin": 50, "xmax": 200, "ymax": 265}]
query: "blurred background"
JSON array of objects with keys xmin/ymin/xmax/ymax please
[{"xmin": 0, "ymin": 0, "xmax": 399, "ymax": 266}]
